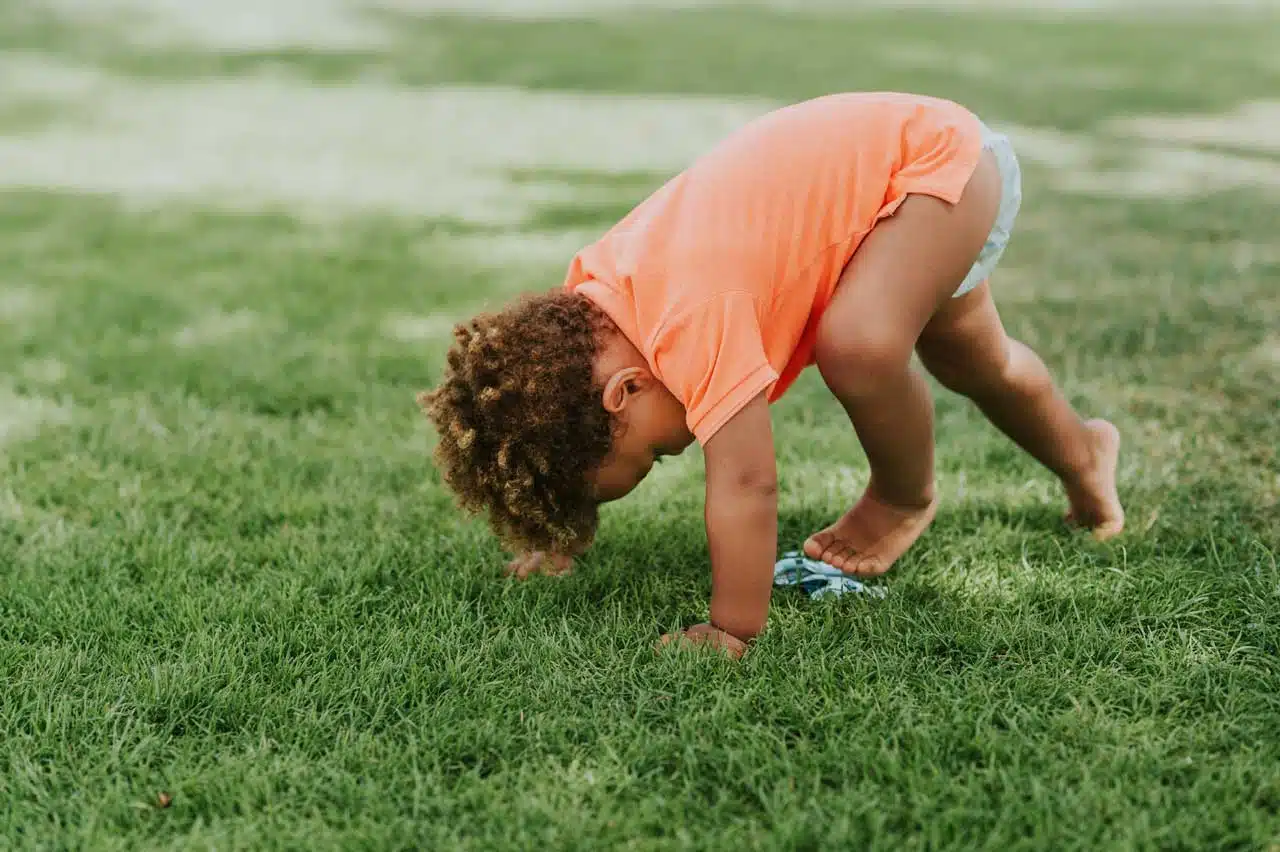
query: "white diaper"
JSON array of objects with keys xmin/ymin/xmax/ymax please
[{"xmin": 954, "ymin": 121, "xmax": 1023, "ymax": 297}]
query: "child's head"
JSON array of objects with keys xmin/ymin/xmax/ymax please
[{"xmin": 420, "ymin": 290, "xmax": 693, "ymax": 554}]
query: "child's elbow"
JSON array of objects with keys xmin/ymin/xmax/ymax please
[
  {"xmin": 706, "ymin": 467, "xmax": 777, "ymax": 520},
  {"xmin": 729, "ymin": 467, "xmax": 778, "ymax": 499}
]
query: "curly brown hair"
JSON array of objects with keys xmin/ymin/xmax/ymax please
[{"xmin": 418, "ymin": 290, "xmax": 616, "ymax": 554}]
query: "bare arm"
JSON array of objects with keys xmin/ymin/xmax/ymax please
[
  {"xmin": 679, "ymin": 392, "xmax": 778, "ymax": 651},
  {"xmin": 704, "ymin": 392, "xmax": 778, "ymax": 642}
]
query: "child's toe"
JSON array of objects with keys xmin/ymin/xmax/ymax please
[
  {"xmin": 1091, "ymin": 517, "xmax": 1125, "ymax": 541},
  {"xmin": 803, "ymin": 534, "xmax": 830, "ymax": 561}
]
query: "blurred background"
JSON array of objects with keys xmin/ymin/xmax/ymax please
[{"xmin": 2, "ymin": 0, "xmax": 1276, "ymax": 522}]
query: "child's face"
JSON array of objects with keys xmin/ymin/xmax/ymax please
[{"xmin": 590, "ymin": 375, "xmax": 693, "ymax": 503}]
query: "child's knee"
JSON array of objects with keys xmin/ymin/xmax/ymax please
[{"xmin": 814, "ymin": 320, "xmax": 914, "ymax": 395}]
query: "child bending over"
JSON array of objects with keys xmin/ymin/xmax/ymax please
[{"xmin": 421, "ymin": 92, "xmax": 1124, "ymax": 657}]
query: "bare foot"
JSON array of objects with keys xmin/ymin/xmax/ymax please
[
  {"xmin": 803, "ymin": 486, "xmax": 938, "ymax": 577},
  {"xmin": 1064, "ymin": 419, "xmax": 1125, "ymax": 541}
]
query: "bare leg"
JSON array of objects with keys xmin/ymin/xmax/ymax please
[
  {"xmin": 803, "ymin": 150, "xmax": 1004, "ymax": 576},
  {"xmin": 917, "ymin": 281, "xmax": 1124, "ymax": 539}
]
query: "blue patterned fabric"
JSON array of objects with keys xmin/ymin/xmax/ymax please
[{"xmin": 772, "ymin": 552, "xmax": 888, "ymax": 600}]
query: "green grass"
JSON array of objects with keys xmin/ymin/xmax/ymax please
[{"xmin": 2, "ymin": 3, "xmax": 1280, "ymax": 849}]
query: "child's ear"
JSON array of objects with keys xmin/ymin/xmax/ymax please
[{"xmin": 602, "ymin": 367, "xmax": 646, "ymax": 414}]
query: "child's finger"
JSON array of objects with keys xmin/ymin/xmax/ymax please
[
  {"xmin": 655, "ymin": 628, "xmax": 747, "ymax": 659},
  {"xmin": 505, "ymin": 552, "xmax": 573, "ymax": 579},
  {"xmin": 504, "ymin": 553, "xmax": 537, "ymax": 578},
  {"xmin": 656, "ymin": 632, "xmax": 687, "ymax": 649},
  {"xmin": 545, "ymin": 553, "xmax": 574, "ymax": 576}
]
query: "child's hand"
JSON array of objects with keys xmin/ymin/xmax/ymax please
[
  {"xmin": 505, "ymin": 551, "xmax": 574, "ymax": 579},
  {"xmin": 657, "ymin": 623, "xmax": 749, "ymax": 659}
]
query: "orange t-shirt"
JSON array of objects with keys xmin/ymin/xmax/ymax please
[{"xmin": 563, "ymin": 92, "xmax": 984, "ymax": 445}]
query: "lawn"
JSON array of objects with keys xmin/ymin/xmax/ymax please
[{"xmin": 1, "ymin": 1, "xmax": 1278, "ymax": 849}]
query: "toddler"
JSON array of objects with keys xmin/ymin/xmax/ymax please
[{"xmin": 421, "ymin": 92, "xmax": 1124, "ymax": 657}]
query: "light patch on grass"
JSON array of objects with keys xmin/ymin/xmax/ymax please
[
  {"xmin": 26, "ymin": 0, "xmax": 1276, "ymax": 58},
  {"xmin": 0, "ymin": 60, "xmax": 771, "ymax": 225},
  {"xmin": 998, "ymin": 121, "xmax": 1280, "ymax": 198},
  {"xmin": 1226, "ymin": 240, "xmax": 1280, "ymax": 272},
  {"xmin": 39, "ymin": 0, "xmax": 736, "ymax": 50},
  {"xmin": 442, "ymin": 229, "xmax": 601, "ymax": 271},
  {"xmin": 0, "ymin": 487, "xmax": 25, "ymax": 522},
  {"xmin": 1000, "ymin": 123, "xmax": 1096, "ymax": 171},
  {"xmin": 0, "ymin": 388, "xmax": 71, "ymax": 447},
  {"xmin": 45, "ymin": 0, "xmax": 386, "ymax": 49},
  {"xmin": 383, "ymin": 312, "xmax": 464, "ymax": 342},
  {"xmin": 0, "ymin": 58, "xmax": 106, "ymax": 100},
  {"xmin": 1257, "ymin": 339, "xmax": 1280, "ymax": 364},
  {"xmin": 171, "ymin": 309, "xmax": 259, "ymax": 348},
  {"xmin": 0, "ymin": 286, "xmax": 45, "ymax": 321},
  {"xmin": 1109, "ymin": 101, "xmax": 1280, "ymax": 155},
  {"xmin": 0, "ymin": 488, "xmax": 83, "ymax": 547},
  {"xmin": 1063, "ymin": 147, "xmax": 1280, "ymax": 198},
  {"xmin": 20, "ymin": 358, "xmax": 69, "ymax": 385},
  {"xmin": 4, "ymin": 56, "xmax": 1272, "ymax": 220},
  {"xmin": 1242, "ymin": 337, "xmax": 1280, "ymax": 371}
]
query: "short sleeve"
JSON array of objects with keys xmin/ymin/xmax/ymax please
[
  {"xmin": 648, "ymin": 291, "xmax": 779, "ymax": 445},
  {"xmin": 882, "ymin": 108, "xmax": 984, "ymax": 219}
]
